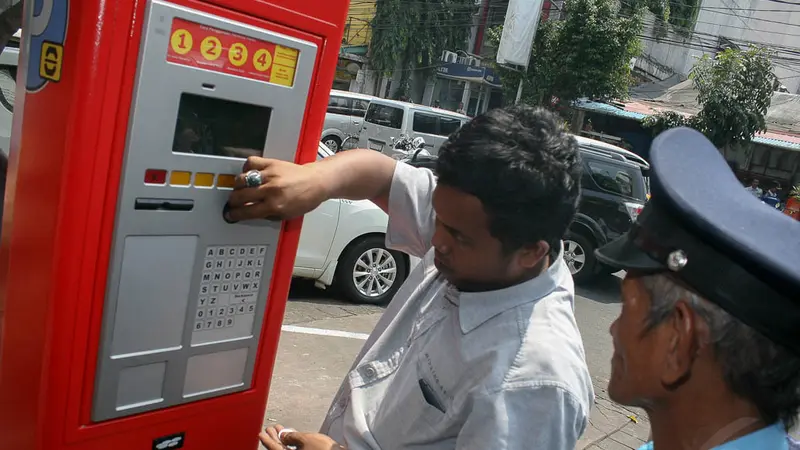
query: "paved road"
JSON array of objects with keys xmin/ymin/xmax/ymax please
[{"xmin": 263, "ymin": 274, "xmax": 652, "ymax": 449}]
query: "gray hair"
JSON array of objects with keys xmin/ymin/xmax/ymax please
[{"xmin": 640, "ymin": 274, "xmax": 800, "ymax": 430}]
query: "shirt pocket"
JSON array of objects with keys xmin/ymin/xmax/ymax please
[{"xmin": 369, "ymin": 362, "xmax": 449, "ymax": 449}]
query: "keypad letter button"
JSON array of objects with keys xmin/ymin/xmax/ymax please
[
  {"xmin": 257, "ymin": 245, "xmax": 267, "ymax": 256},
  {"xmin": 209, "ymin": 296, "xmax": 219, "ymax": 306},
  {"xmin": 204, "ymin": 260, "xmax": 213, "ymax": 270}
]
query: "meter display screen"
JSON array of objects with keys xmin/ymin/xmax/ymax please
[{"xmin": 172, "ymin": 93, "xmax": 272, "ymax": 158}]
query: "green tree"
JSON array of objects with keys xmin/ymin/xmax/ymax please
[
  {"xmin": 369, "ymin": 0, "xmax": 475, "ymax": 99},
  {"xmin": 643, "ymin": 47, "xmax": 777, "ymax": 148},
  {"xmin": 488, "ymin": 0, "xmax": 643, "ymax": 107}
]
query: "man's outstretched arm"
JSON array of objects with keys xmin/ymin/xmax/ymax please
[{"xmin": 225, "ymin": 149, "xmax": 397, "ymax": 222}]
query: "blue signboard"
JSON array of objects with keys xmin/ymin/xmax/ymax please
[{"xmin": 436, "ymin": 62, "xmax": 502, "ymax": 88}]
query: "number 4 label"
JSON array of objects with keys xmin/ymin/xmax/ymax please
[{"xmin": 253, "ymin": 49, "xmax": 272, "ymax": 72}]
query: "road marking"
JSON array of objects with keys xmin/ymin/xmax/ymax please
[{"xmin": 281, "ymin": 325, "xmax": 369, "ymax": 340}]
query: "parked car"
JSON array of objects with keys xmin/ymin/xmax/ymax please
[
  {"xmin": 400, "ymin": 135, "xmax": 649, "ymax": 284},
  {"xmin": 0, "ymin": 32, "xmax": 19, "ymax": 158},
  {"xmin": 358, "ymin": 98, "xmax": 469, "ymax": 156},
  {"xmin": 293, "ymin": 142, "xmax": 416, "ymax": 304},
  {"xmin": 321, "ymin": 89, "xmax": 374, "ymax": 152}
]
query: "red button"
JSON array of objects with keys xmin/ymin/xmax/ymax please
[{"xmin": 144, "ymin": 169, "xmax": 167, "ymax": 184}]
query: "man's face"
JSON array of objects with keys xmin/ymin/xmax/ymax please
[
  {"xmin": 430, "ymin": 184, "xmax": 542, "ymax": 291},
  {"xmin": 751, "ymin": 180, "xmax": 759, "ymax": 188},
  {"xmin": 607, "ymin": 276, "xmax": 669, "ymax": 407}
]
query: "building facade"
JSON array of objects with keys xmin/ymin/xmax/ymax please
[{"xmin": 635, "ymin": 0, "xmax": 800, "ymax": 93}]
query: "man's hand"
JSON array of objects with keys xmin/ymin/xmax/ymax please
[
  {"xmin": 259, "ymin": 424, "xmax": 345, "ymax": 450},
  {"xmin": 225, "ymin": 157, "xmax": 328, "ymax": 222}
]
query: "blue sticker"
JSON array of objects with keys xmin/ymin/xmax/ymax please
[{"xmin": 26, "ymin": 0, "xmax": 69, "ymax": 92}]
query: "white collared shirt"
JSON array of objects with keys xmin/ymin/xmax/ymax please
[{"xmin": 319, "ymin": 162, "xmax": 594, "ymax": 450}]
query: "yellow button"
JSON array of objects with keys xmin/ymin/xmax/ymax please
[
  {"xmin": 217, "ymin": 174, "xmax": 236, "ymax": 189},
  {"xmin": 194, "ymin": 173, "xmax": 215, "ymax": 187},
  {"xmin": 170, "ymin": 171, "xmax": 192, "ymax": 186}
]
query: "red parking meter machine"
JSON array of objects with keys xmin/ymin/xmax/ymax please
[{"xmin": 0, "ymin": 0, "xmax": 348, "ymax": 449}]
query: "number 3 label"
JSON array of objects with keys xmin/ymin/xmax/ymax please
[
  {"xmin": 228, "ymin": 42, "xmax": 248, "ymax": 67},
  {"xmin": 200, "ymin": 36, "xmax": 222, "ymax": 61}
]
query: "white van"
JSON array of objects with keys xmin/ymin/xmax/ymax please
[
  {"xmin": 358, "ymin": 98, "xmax": 469, "ymax": 156},
  {"xmin": 321, "ymin": 89, "xmax": 375, "ymax": 152}
]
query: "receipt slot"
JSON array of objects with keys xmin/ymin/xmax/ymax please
[{"xmin": 0, "ymin": 0, "xmax": 348, "ymax": 449}]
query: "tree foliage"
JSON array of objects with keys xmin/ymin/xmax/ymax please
[
  {"xmin": 488, "ymin": 0, "xmax": 643, "ymax": 107},
  {"xmin": 369, "ymin": 0, "xmax": 475, "ymax": 98},
  {"xmin": 644, "ymin": 47, "xmax": 777, "ymax": 148}
]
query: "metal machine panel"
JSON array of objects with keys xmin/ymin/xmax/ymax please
[{"xmin": 91, "ymin": 0, "xmax": 318, "ymax": 421}]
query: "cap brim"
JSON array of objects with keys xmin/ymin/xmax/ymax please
[{"xmin": 595, "ymin": 233, "xmax": 666, "ymax": 272}]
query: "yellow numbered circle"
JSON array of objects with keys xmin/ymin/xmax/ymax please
[
  {"xmin": 252, "ymin": 49, "xmax": 273, "ymax": 72},
  {"xmin": 228, "ymin": 42, "xmax": 248, "ymax": 67},
  {"xmin": 170, "ymin": 29, "xmax": 193, "ymax": 55},
  {"xmin": 200, "ymin": 36, "xmax": 222, "ymax": 61}
]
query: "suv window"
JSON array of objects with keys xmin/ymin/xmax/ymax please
[
  {"xmin": 365, "ymin": 103, "xmax": 403, "ymax": 129},
  {"xmin": 413, "ymin": 112, "xmax": 438, "ymax": 134},
  {"xmin": 440, "ymin": 116, "xmax": 462, "ymax": 135},
  {"xmin": 327, "ymin": 95, "xmax": 351, "ymax": 116},
  {"xmin": 352, "ymin": 99, "xmax": 369, "ymax": 118},
  {"xmin": 412, "ymin": 112, "xmax": 463, "ymax": 137},
  {"xmin": 586, "ymin": 159, "xmax": 645, "ymax": 200}
]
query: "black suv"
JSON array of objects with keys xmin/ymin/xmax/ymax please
[{"xmin": 401, "ymin": 135, "xmax": 650, "ymax": 284}]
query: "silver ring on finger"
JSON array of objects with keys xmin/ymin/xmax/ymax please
[{"xmin": 245, "ymin": 169, "xmax": 263, "ymax": 188}]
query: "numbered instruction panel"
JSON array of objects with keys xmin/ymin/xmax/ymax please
[
  {"xmin": 166, "ymin": 17, "xmax": 299, "ymax": 87},
  {"xmin": 91, "ymin": 0, "xmax": 318, "ymax": 422}
]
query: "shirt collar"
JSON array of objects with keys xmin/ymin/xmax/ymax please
[
  {"xmin": 714, "ymin": 423, "xmax": 788, "ymax": 450},
  {"xmin": 456, "ymin": 242, "xmax": 572, "ymax": 334}
]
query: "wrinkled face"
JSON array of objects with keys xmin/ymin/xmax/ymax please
[
  {"xmin": 430, "ymin": 184, "xmax": 545, "ymax": 292},
  {"xmin": 607, "ymin": 276, "xmax": 668, "ymax": 407}
]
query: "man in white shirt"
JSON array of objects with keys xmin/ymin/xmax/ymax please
[{"xmin": 226, "ymin": 106, "xmax": 594, "ymax": 450}]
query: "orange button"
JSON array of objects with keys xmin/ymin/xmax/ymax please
[
  {"xmin": 170, "ymin": 171, "xmax": 192, "ymax": 186},
  {"xmin": 217, "ymin": 174, "xmax": 236, "ymax": 189},
  {"xmin": 194, "ymin": 173, "xmax": 215, "ymax": 187}
]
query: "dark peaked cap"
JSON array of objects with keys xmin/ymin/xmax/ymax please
[{"xmin": 595, "ymin": 127, "xmax": 800, "ymax": 355}]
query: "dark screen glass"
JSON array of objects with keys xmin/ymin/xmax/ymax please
[{"xmin": 172, "ymin": 93, "xmax": 272, "ymax": 159}]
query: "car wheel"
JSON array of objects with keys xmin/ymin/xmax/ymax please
[
  {"xmin": 322, "ymin": 135, "xmax": 341, "ymax": 152},
  {"xmin": 335, "ymin": 235, "xmax": 408, "ymax": 305},
  {"xmin": 564, "ymin": 231, "xmax": 597, "ymax": 284}
]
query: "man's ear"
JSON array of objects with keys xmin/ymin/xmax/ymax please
[
  {"xmin": 661, "ymin": 300, "xmax": 698, "ymax": 388},
  {"xmin": 517, "ymin": 241, "xmax": 550, "ymax": 270}
]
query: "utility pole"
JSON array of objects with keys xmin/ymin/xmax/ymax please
[{"xmin": 473, "ymin": 0, "xmax": 490, "ymax": 55}]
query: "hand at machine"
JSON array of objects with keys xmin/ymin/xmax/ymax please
[
  {"xmin": 259, "ymin": 424, "xmax": 345, "ymax": 450},
  {"xmin": 224, "ymin": 156, "xmax": 326, "ymax": 222}
]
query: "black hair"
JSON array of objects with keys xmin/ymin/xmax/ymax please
[{"xmin": 435, "ymin": 105, "xmax": 581, "ymax": 254}]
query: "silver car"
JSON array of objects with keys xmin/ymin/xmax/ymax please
[{"xmin": 321, "ymin": 89, "xmax": 375, "ymax": 152}]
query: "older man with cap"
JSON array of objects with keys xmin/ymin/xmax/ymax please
[{"xmin": 594, "ymin": 127, "xmax": 800, "ymax": 450}]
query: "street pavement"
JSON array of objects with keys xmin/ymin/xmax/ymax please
[{"xmin": 263, "ymin": 274, "xmax": 653, "ymax": 449}]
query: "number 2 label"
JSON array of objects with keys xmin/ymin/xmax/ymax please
[{"xmin": 200, "ymin": 36, "xmax": 222, "ymax": 61}]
